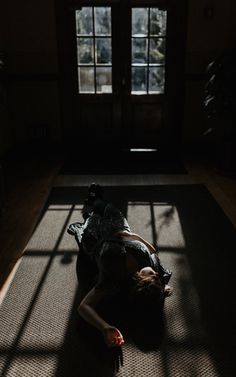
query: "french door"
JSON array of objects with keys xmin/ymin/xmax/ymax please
[{"xmin": 58, "ymin": 0, "xmax": 187, "ymax": 151}]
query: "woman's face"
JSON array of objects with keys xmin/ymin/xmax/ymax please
[{"xmin": 139, "ymin": 266, "xmax": 159, "ymax": 277}]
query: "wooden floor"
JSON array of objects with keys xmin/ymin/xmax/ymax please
[
  {"xmin": 0, "ymin": 157, "xmax": 236, "ymax": 299},
  {"xmin": 0, "ymin": 159, "xmax": 63, "ymax": 296}
]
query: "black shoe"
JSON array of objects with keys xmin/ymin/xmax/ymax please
[
  {"xmin": 88, "ymin": 183, "xmax": 97, "ymax": 197},
  {"xmin": 87, "ymin": 183, "xmax": 103, "ymax": 204},
  {"xmin": 82, "ymin": 210, "xmax": 91, "ymax": 220}
]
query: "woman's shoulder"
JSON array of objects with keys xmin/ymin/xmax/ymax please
[{"xmin": 123, "ymin": 238, "xmax": 150, "ymax": 253}]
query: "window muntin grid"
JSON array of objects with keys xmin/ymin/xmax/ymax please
[
  {"xmin": 75, "ymin": 7, "xmax": 167, "ymax": 95},
  {"xmin": 132, "ymin": 8, "xmax": 167, "ymax": 95},
  {"xmin": 75, "ymin": 7, "xmax": 112, "ymax": 94}
]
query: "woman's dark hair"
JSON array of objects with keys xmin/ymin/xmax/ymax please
[
  {"xmin": 127, "ymin": 271, "xmax": 166, "ymax": 351},
  {"xmin": 129, "ymin": 271, "xmax": 165, "ymax": 310}
]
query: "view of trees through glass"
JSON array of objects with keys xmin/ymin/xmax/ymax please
[
  {"xmin": 132, "ymin": 8, "xmax": 167, "ymax": 94},
  {"xmin": 75, "ymin": 7, "xmax": 112, "ymax": 93},
  {"xmin": 75, "ymin": 6, "xmax": 167, "ymax": 94}
]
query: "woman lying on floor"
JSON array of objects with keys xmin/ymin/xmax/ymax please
[{"xmin": 68, "ymin": 183, "xmax": 173, "ymax": 348}]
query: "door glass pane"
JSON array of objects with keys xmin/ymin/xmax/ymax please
[
  {"xmin": 132, "ymin": 8, "xmax": 148, "ymax": 35},
  {"xmin": 96, "ymin": 67, "xmax": 112, "ymax": 93},
  {"xmin": 149, "ymin": 67, "xmax": 165, "ymax": 94},
  {"xmin": 78, "ymin": 67, "xmax": 95, "ymax": 93},
  {"xmin": 132, "ymin": 67, "xmax": 147, "ymax": 93},
  {"xmin": 75, "ymin": 7, "xmax": 112, "ymax": 94},
  {"xmin": 132, "ymin": 7, "xmax": 167, "ymax": 95},
  {"xmin": 76, "ymin": 7, "xmax": 93, "ymax": 35},
  {"xmin": 132, "ymin": 38, "xmax": 148, "ymax": 63},
  {"xmin": 95, "ymin": 8, "xmax": 111, "ymax": 35},
  {"xmin": 96, "ymin": 38, "xmax": 112, "ymax": 64},
  {"xmin": 150, "ymin": 8, "xmax": 167, "ymax": 36},
  {"xmin": 149, "ymin": 38, "xmax": 165, "ymax": 64},
  {"xmin": 77, "ymin": 38, "xmax": 93, "ymax": 64}
]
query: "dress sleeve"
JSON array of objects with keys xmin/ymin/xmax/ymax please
[{"xmin": 151, "ymin": 253, "xmax": 172, "ymax": 285}]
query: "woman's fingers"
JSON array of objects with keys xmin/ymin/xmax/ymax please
[
  {"xmin": 113, "ymin": 335, "xmax": 124, "ymax": 346},
  {"xmin": 104, "ymin": 327, "xmax": 124, "ymax": 347},
  {"xmin": 110, "ymin": 335, "xmax": 124, "ymax": 347},
  {"xmin": 114, "ymin": 329, "xmax": 124, "ymax": 346}
]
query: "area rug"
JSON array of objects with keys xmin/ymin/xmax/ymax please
[{"xmin": 0, "ymin": 184, "xmax": 235, "ymax": 377}]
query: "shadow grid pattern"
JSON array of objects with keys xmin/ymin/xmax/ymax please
[{"xmin": 0, "ymin": 184, "xmax": 235, "ymax": 377}]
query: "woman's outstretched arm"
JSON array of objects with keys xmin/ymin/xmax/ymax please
[{"xmin": 78, "ymin": 286, "xmax": 124, "ymax": 347}]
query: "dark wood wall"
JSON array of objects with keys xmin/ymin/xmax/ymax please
[{"xmin": 0, "ymin": 0, "xmax": 236, "ymax": 155}]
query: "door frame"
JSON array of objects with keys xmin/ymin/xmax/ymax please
[{"xmin": 55, "ymin": 0, "xmax": 188, "ymax": 151}]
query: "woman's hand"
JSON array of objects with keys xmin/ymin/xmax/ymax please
[
  {"xmin": 164, "ymin": 284, "xmax": 173, "ymax": 297},
  {"xmin": 102, "ymin": 325, "xmax": 124, "ymax": 347}
]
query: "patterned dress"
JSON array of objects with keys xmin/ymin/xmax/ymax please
[{"xmin": 68, "ymin": 200, "xmax": 171, "ymax": 293}]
